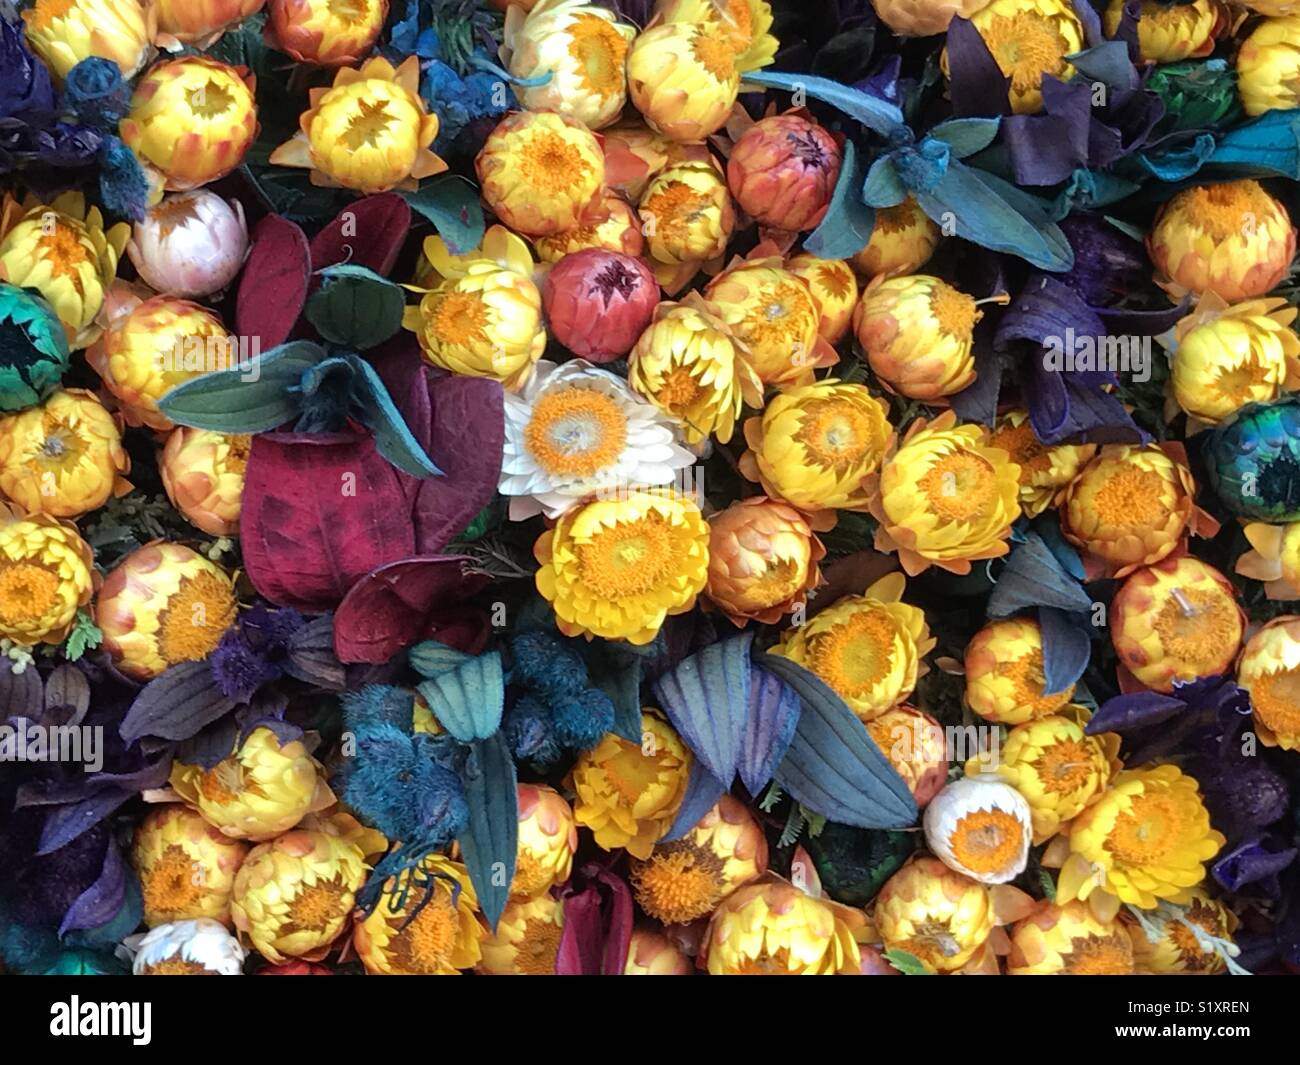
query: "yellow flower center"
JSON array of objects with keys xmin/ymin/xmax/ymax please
[
  {"xmin": 187, "ymin": 79, "xmax": 237, "ymax": 120},
  {"xmin": 739, "ymin": 280, "xmax": 815, "ymax": 350},
  {"xmin": 0, "ymin": 560, "xmax": 62, "ymax": 627},
  {"xmin": 742, "ymin": 557, "xmax": 803, "ymax": 609},
  {"xmin": 631, "ymin": 842, "xmax": 725, "ymax": 924},
  {"xmin": 142, "ymin": 844, "xmax": 207, "ymax": 919},
  {"xmin": 947, "ymin": 808, "xmax": 1024, "ymax": 875},
  {"xmin": 223, "ymin": 435, "xmax": 251, "ymax": 475},
  {"xmin": 601, "ymin": 739, "xmax": 670, "ymax": 804},
  {"xmin": 1180, "ymin": 181, "xmax": 1275, "ymax": 243},
  {"xmin": 35, "ymin": 222, "xmax": 92, "ymax": 291},
  {"xmin": 141, "ymin": 959, "xmax": 215, "ymax": 975},
  {"xmin": 430, "ymin": 288, "xmax": 489, "ymax": 347},
  {"xmin": 1150, "ymin": 586, "xmax": 1238, "ymax": 665},
  {"xmin": 519, "ymin": 131, "xmax": 593, "ymax": 196},
  {"xmin": 691, "ymin": 30, "xmax": 737, "ymax": 81},
  {"xmin": 1212, "ymin": 358, "xmax": 1272, "ymax": 406},
  {"xmin": 813, "ymin": 263, "xmax": 853, "ymax": 300},
  {"xmin": 929, "ymin": 282, "xmax": 980, "ymax": 338},
  {"xmin": 1107, "ymin": 791, "xmax": 1186, "ymax": 865},
  {"xmin": 807, "ymin": 609, "xmax": 898, "ymax": 698},
  {"xmin": 524, "ymin": 388, "xmax": 629, "ymax": 479},
  {"xmin": 285, "ymin": 877, "xmax": 349, "ymax": 934},
  {"xmin": 722, "ymin": 0, "xmax": 754, "ymax": 43},
  {"xmin": 905, "ymin": 920, "xmax": 964, "ymax": 965},
  {"xmin": 340, "ymin": 97, "xmax": 394, "ymax": 150},
  {"xmin": 513, "ymin": 915, "xmax": 563, "ymax": 975},
  {"xmin": 1033, "ymin": 739, "xmax": 1094, "ymax": 795},
  {"xmin": 199, "ymin": 758, "xmax": 243, "ymax": 805},
  {"xmin": 1064, "ymin": 933, "xmax": 1134, "ymax": 974},
  {"xmin": 656, "ymin": 364, "xmax": 704, "ymax": 408},
  {"xmin": 918, "ymin": 450, "xmax": 997, "ymax": 522},
  {"xmin": 31, "ymin": 417, "xmax": 90, "ymax": 475},
  {"xmin": 511, "ymin": 851, "xmax": 550, "ymax": 898},
  {"xmin": 981, "ymin": 11, "xmax": 1070, "ymax": 95},
  {"xmin": 1088, "ymin": 463, "xmax": 1169, "ymax": 528},
  {"xmin": 392, "ymin": 890, "xmax": 459, "ymax": 974},
  {"xmin": 641, "ymin": 181, "xmax": 711, "ymax": 248},
  {"xmin": 28, "ymin": 0, "xmax": 76, "ymax": 29},
  {"xmin": 568, "ymin": 14, "xmax": 628, "ymax": 98},
  {"xmin": 734, "ymin": 946, "xmax": 800, "ymax": 974},
  {"xmin": 994, "ymin": 648, "xmax": 1070, "ymax": 717},
  {"xmin": 577, "ymin": 511, "xmax": 674, "ymax": 599},
  {"xmin": 1250, "ymin": 665, "xmax": 1300, "ymax": 738},
  {"xmin": 990, "ymin": 419, "xmax": 1051, "ymax": 481},
  {"xmin": 795, "ymin": 397, "xmax": 875, "ymax": 474},
  {"xmin": 327, "ymin": 0, "xmax": 370, "ymax": 20},
  {"xmin": 156, "ymin": 570, "xmax": 236, "ymax": 666}
]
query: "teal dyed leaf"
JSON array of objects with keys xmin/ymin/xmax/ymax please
[
  {"xmin": 804, "ymin": 139, "xmax": 875, "ymax": 259},
  {"xmin": 591, "ymin": 642, "xmax": 646, "ymax": 745},
  {"xmin": 403, "ymin": 175, "xmax": 485, "ymax": 256},
  {"xmin": 929, "ymin": 116, "xmax": 1001, "ymax": 159},
  {"xmin": 651, "ymin": 633, "xmax": 754, "ymax": 786},
  {"xmin": 763, "ymin": 653, "xmax": 916, "ymax": 829},
  {"xmin": 417, "ymin": 650, "xmax": 504, "ymax": 742},
  {"xmin": 409, "ymin": 640, "xmax": 474, "ymax": 679},
  {"xmin": 457, "ymin": 730, "xmax": 517, "ymax": 931},
  {"xmin": 863, "ymin": 155, "xmax": 908, "ymax": 208},
  {"xmin": 157, "ymin": 340, "xmax": 324, "ymax": 433},
  {"xmin": 1208, "ymin": 109, "xmax": 1300, "ymax": 179},
  {"xmin": 739, "ymin": 70, "xmax": 905, "ymax": 136},
  {"xmin": 305, "ymin": 264, "xmax": 405, "ymax": 350},
  {"xmin": 348, "ymin": 355, "xmax": 443, "ymax": 478}
]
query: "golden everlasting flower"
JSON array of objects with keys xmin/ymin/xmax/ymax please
[
  {"xmin": 1237, "ymin": 615, "xmax": 1300, "ymax": 751},
  {"xmin": 630, "ymin": 795, "xmax": 768, "ymax": 924},
  {"xmin": 705, "ymin": 256, "xmax": 836, "ymax": 387},
  {"xmin": 623, "ymin": 927, "xmax": 694, "ymax": 974},
  {"xmin": 354, "ymin": 854, "xmax": 484, "ymax": 975},
  {"xmin": 270, "ymin": 55, "xmax": 442, "ymax": 194},
  {"xmin": 404, "ymin": 226, "xmax": 545, "ymax": 391},
  {"xmin": 532, "ymin": 190, "xmax": 644, "ymax": 263},
  {"xmin": 627, "ymin": 294, "xmax": 762, "ymax": 445},
  {"xmin": 476, "ymin": 110, "xmax": 604, "ymax": 238},
  {"xmin": 851, "ymin": 196, "xmax": 941, "ymax": 280},
  {"xmin": 22, "ymin": 0, "xmax": 152, "ymax": 81},
  {"xmin": 535, "ymin": 490, "xmax": 710, "ymax": 644},
  {"xmin": 924, "ymin": 775, "xmax": 1033, "ymax": 884},
  {"xmin": 600, "ymin": 120, "xmax": 709, "ymax": 202},
  {"xmin": 1171, "ymin": 296, "xmax": 1300, "ymax": 424},
  {"xmin": 873, "ymin": 856, "xmax": 996, "ymax": 973},
  {"xmin": 772, "ymin": 573, "xmax": 935, "ymax": 722},
  {"xmin": 0, "ymin": 192, "xmax": 129, "ymax": 348},
  {"xmin": 503, "ymin": 0, "xmax": 636, "ymax": 129},
  {"xmin": 232, "ymin": 829, "xmax": 368, "ymax": 963},
  {"xmin": 1007, "ymin": 900, "xmax": 1137, "ymax": 975},
  {"xmin": 787, "ymin": 254, "xmax": 858, "ymax": 345},
  {"xmin": 704, "ymin": 496, "xmax": 825, "ymax": 626},
  {"xmin": 0, "ymin": 389, "xmax": 129, "ymax": 518},
  {"xmin": 1244, "ymin": 0, "xmax": 1300, "ymax": 12},
  {"xmin": 865, "ymin": 705, "xmax": 948, "ymax": 808},
  {"xmin": 1147, "ymin": 179, "xmax": 1296, "ymax": 303},
  {"xmin": 0, "ymin": 512, "xmax": 94, "ymax": 646},
  {"xmin": 704, "ymin": 878, "xmax": 861, "ymax": 975},
  {"xmin": 1111, "ymin": 555, "xmax": 1244, "ymax": 693},
  {"xmin": 987, "ymin": 409, "xmax": 1096, "ymax": 517},
  {"xmin": 1061, "ymin": 765, "xmax": 1225, "ymax": 910},
  {"xmin": 627, "ymin": 22, "xmax": 740, "ymax": 142},
  {"xmin": 1238, "ymin": 16, "xmax": 1300, "ymax": 117},
  {"xmin": 1128, "ymin": 890, "xmax": 1237, "ymax": 975},
  {"xmin": 872, "ymin": 0, "xmax": 993, "ymax": 37},
  {"xmin": 854, "ymin": 275, "xmax": 989, "ymax": 400},
  {"xmin": 122, "ymin": 57, "xmax": 258, "ymax": 191},
  {"xmin": 567, "ymin": 709, "xmax": 692, "ymax": 858},
  {"xmin": 512, "ymin": 783, "xmax": 578, "ymax": 898},
  {"xmin": 1104, "ymin": 0, "xmax": 1222, "ymax": 64},
  {"xmin": 170, "ymin": 726, "xmax": 334, "ymax": 841},
  {"xmin": 1237, "ymin": 521, "xmax": 1300, "ymax": 601},
  {"xmin": 160, "ymin": 428, "xmax": 249, "ymax": 537},
  {"xmin": 964, "ymin": 616, "xmax": 1074, "ymax": 725},
  {"xmin": 132, "ymin": 804, "xmax": 248, "ymax": 928},
  {"xmin": 478, "ymin": 894, "xmax": 563, "ymax": 975},
  {"xmin": 870, "ymin": 410, "xmax": 1021, "ymax": 576},
  {"xmin": 639, "ymin": 162, "xmax": 736, "ymax": 276},
  {"xmin": 1060, "ymin": 444, "xmax": 1198, "ymax": 578},
  {"xmin": 267, "ymin": 0, "xmax": 389, "ymax": 67},
  {"xmin": 655, "ymin": 0, "xmax": 778, "ymax": 72},
  {"xmin": 738, "ymin": 379, "xmax": 892, "ymax": 514},
  {"xmin": 946, "ymin": 0, "xmax": 1086, "ymax": 115},
  {"xmin": 968, "ymin": 711, "xmax": 1117, "ymax": 843},
  {"xmin": 152, "ymin": 0, "xmax": 264, "ymax": 47}
]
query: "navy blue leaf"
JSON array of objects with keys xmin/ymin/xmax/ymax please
[
  {"xmin": 988, "ymin": 531, "xmax": 1093, "ymax": 616},
  {"xmin": 1085, "ymin": 690, "xmax": 1186, "ymax": 734},
  {"xmin": 660, "ymin": 762, "xmax": 729, "ymax": 842},
  {"xmin": 119, "ymin": 661, "xmax": 237, "ymax": 745},
  {"xmin": 37, "ymin": 789, "xmax": 131, "ymax": 855},
  {"xmin": 1039, "ymin": 606, "xmax": 1092, "ymax": 696},
  {"xmin": 417, "ymin": 650, "xmax": 504, "ymax": 742},
  {"xmin": 738, "ymin": 665, "xmax": 801, "ymax": 796},
  {"xmin": 457, "ymin": 731, "xmax": 517, "ymax": 931},
  {"xmin": 804, "ymin": 138, "xmax": 874, "ymax": 259}
]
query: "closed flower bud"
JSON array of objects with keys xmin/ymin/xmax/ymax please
[
  {"xmin": 1112, "ymin": 553, "xmax": 1242, "ymax": 696},
  {"xmin": 705, "ymin": 496, "xmax": 824, "ymax": 626},
  {"xmin": 267, "ymin": 0, "xmax": 388, "ymax": 67},
  {"xmin": 1103, "ymin": 0, "xmax": 1223, "ymax": 64},
  {"xmin": 1238, "ymin": 615, "xmax": 1300, "ymax": 751},
  {"xmin": 504, "ymin": 0, "xmax": 636, "ymax": 129},
  {"xmin": 866, "ymin": 705, "xmax": 948, "ymax": 808},
  {"xmin": 533, "ymin": 189, "xmax": 644, "ymax": 264},
  {"xmin": 627, "ymin": 22, "xmax": 740, "ymax": 142},
  {"xmin": 787, "ymin": 254, "xmax": 857, "ymax": 344},
  {"xmin": 0, "ymin": 512, "xmax": 94, "ymax": 646},
  {"xmin": 21, "ymin": 0, "xmax": 152, "ymax": 81},
  {"xmin": 1127, "ymin": 889, "xmax": 1237, "ymax": 975},
  {"xmin": 704, "ymin": 878, "xmax": 861, "ymax": 974},
  {"xmin": 872, "ymin": 0, "xmax": 993, "ymax": 37},
  {"xmin": 639, "ymin": 161, "xmax": 735, "ymax": 269},
  {"xmin": 654, "ymin": 0, "xmax": 778, "ymax": 73},
  {"xmin": 965, "ymin": 616, "xmax": 1075, "ymax": 725},
  {"xmin": 0, "ymin": 389, "xmax": 129, "ymax": 518},
  {"xmin": 852, "ymin": 196, "xmax": 941, "ymax": 280},
  {"xmin": 512, "ymin": 783, "xmax": 578, "ymax": 898},
  {"xmin": 1147, "ymin": 179, "xmax": 1296, "ymax": 303},
  {"xmin": 600, "ymin": 120, "xmax": 700, "ymax": 201},
  {"xmin": 726, "ymin": 112, "xmax": 842, "ymax": 233},
  {"xmin": 476, "ymin": 110, "xmax": 604, "ymax": 238},
  {"xmin": 160, "ymin": 428, "xmax": 249, "ymax": 536},
  {"xmin": 121, "ymin": 57, "xmax": 258, "ymax": 191},
  {"xmin": 541, "ymin": 249, "xmax": 659, "ymax": 361},
  {"xmin": 477, "ymin": 894, "xmax": 563, "ymax": 975},
  {"xmin": 925, "ymin": 775, "xmax": 1033, "ymax": 884},
  {"xmin": 132, "ymin": 805, "xmax": 248, "ymax": 928},
  {"xmin": 623, "ymin": 927, "xmax": 693, "ymax": 974},
  {"xmin": 152, "ymin": 0, "xmax": 265, "ymax": 47},
  {"xmin": 96, "ymin": 542, "xmax": 237, "ymax": 679},
  {"xmin": 874, "ymin": 856, "xmax": 995, "ymax": 972},
  {"xmin": 132, "ymin": 918, "xmax": 245, "ymax": 975},
  {"xmin": 1008, "ymin": 901, "xmax": 1136, "ymax": 975},
  {"xmin": 1237, "ymin": 15, "xmax": 1300, "ymax": 117},
  {"xmin": 126, "ymin": 190, "xmax": 249, "ymax": 299},
  {"xmin": 987, "ymin": 409, "xmax": 1096, "ymax": 517}
]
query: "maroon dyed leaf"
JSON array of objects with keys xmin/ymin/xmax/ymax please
[
  {"xmin": 333, "ymin": 556, "xmax": 491, "ymax": 663},
  {"xmin": 309, "ymin": 192, "xmax": 412, "ymax": 277},
  {"xmin": 236, "ymin": 214, "xmax": 311, "ymax": 351},
  {"xmin": 556, "ymin": 863, "xmax": 635, "ymax": 976},
  {"xmin": 240, "ymin": 430, "xmax": 416, "ymax": 612}
]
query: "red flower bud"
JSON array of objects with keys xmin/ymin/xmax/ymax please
[
  {"xmin": 726, "ymin": 113, "xmax": 842, "ymax": 233},
  {"xmin": 542, "ymin": 249, "xmax": 660, "ymax": 362}
]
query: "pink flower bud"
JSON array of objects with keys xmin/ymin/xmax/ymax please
[
  {"xmin": 542, "ymin": 249, "xmax": 660, "ymax": 362},
  {"xmin": 726, "ymin": 113, "xmax": 842, "ymax": 233},
  {"xmin": 126, "ymin": 191, "xmax": 249, "ymax": 299}
]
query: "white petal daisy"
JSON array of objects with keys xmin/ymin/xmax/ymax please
[
  {"xmin": 130, "ymin": 918, "xmax": 246, "ymax": 975},
  {"xmin": 501, "ymin": 359, "xmax": 696, "ymax": 519},
  {"xmin": 923, "ymin": 775, "xmax": 1033, "ymax": 885}
]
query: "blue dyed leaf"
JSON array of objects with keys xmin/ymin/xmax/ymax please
[
  {"xmin": 651, "ymin": 633, "xmax": 753, "ymax": 786},
  {"xmin": 740, "ymin": 70, "xmax": 905, "ymax": 137},
  {"xmin": 305, "ymin": 264, "xmax": 405, "ymax": 349},
  {"xmin": 1039, "ymin": 606, "xmax": 1091, "ymax": 696},
  {"xmin": 929, "ymin": 117, "xmax": 1001, "ymax": 159},
  {"xmin": 660, "ymin": 762, "xmax": 729, "ymax": 842},
  {"xmin": 738, "ymin": 665, "xmax": 801, "ymax": 796},
  {"xmin": 348, "ymin": 354, "xmax": 443, "ymax": 478},
  {"xmin": 804, "ymin": 139, "xmax": 874, "ymax": 259},
  {"xmin": 402, "ymin": 175, "xmax": 485, "ymax": 256},
  {"xmin": 417, "ymin": 650, "xmax": 504, "ymax": 742},
  {"xmin": 863, "ymin": 155, "xmax": 908, "ymax": 208},
  {"xmin": 156, "ymin": 340, "xmax": 323, "ymax": 433},
  {"xmin": 591, "ymin": 642, "xmax": 646, "ymax": 745},
  {"xmin": 988, "ymin": 531, "xmax": 1093, "ymax": 617},
  {"xmin": 1085, "ymin": 690, "xmax": 1185, "ymax": 734},
  {"xmin": 1208, "ymin": 110, "xmax": 1300, "ymax": 180},
  {"xmin": 763, "ymin": 654, "xmax": 916, "ymax": 828},
  {"xmin": 457, "ymin": 731, "xmax": 517, "ymax": 931},
  {"xmin": 409, "ymin": 639, "xmax": 473, "ymax": 678},
  {"xmin": 1066, "ymin": 42, "xmax": 1138, "ymax": 89},
  {"xmin": 119, "ymin": 660, "xmax": 237, "ymax": 745}
]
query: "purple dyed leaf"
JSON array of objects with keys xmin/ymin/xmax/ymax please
[
  {"xmin": 37, "ymin": 789, "xmax": 131, "ymax": 855},
  {"xmin": 556, "ymin": 863, "xmax": 635, "ymax": 976},
  {"xmin": 284, "ymin": 614, "xmax": 346, "ymax": 689},
  {"xmin": 1086, "ymin": 690, "xmax": 1186, "ymax": 734},
  {"xmin": 43, "ymin": 664, "xmax": 90, "ymax": 726},
  {"xmin": 59, "ymin": 838, "xmax": 127, "ymax": 936},
  {"xmin": 0, "ymin": 665, "xmax": 42, "ymax": 719},
  {"xmin": 119, "ymin": 660, "xmax": 237, "ymax": 744},
  {"xmin": 660, "ymin": 762, "xmax": 729, "ymax": 842},
  {"xmin": 1213, "ymin": 840, "xmax": 1297, "ymax": 894},
  {"xmin": 738, "ymin": 665, "xmax": 801, "ymax": 796},
  {"xmin": 945, "ymin": 17, "xmax": 1011, "ymax": 117}
]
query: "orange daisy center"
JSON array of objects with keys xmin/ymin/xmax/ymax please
[
  {"xmin": 569, "ymin": 14, "xmax": 628, "ymax": 97},
  {"xmin": 947, "ymin": 808, "xmax": 1024, "ymax": 875},
  {"xmin": 631, "ymin": 841, "xmax": 725, "ymax": 924},
  {"xmin": 918, "ymin": 450, "xmax": 997, "ymax": 522},
  {"xmin": 806, "ymin": 609, "xmax": 898, "ymax": 698},
  {"xmin": 156, "ymin": 570, "xmax": 236, "ymax": 665},
  {"xmin": 0, "ymin": 560, "xmax": 61, "ymax": 627},
  {"xmin": 524, "ymin": 388, "xmax": 629, "ymax": 480}
]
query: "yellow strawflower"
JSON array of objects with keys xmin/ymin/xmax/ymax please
[
  {"xmin": 266, "ymin": 0, "xmax": 387, "ymax": 67},
  {"xmin": 851, "ymin": 196, "xmax": 941, "ymax": 280},
  {"xmin": 1104, "ymin": 0, "xmax": 1222, "ymax": 64},
  {"xmin": 787, "ymin": 254, "xmax": 858, "ymax": 345},
  {"xmin": 654, "ymin": 0, "xmax": 778, "ymax": 72},
  {"xmin": 627, "ymin": 22, "xmax": 740, "ymax": 142},
  {"xmin": 160, "ymin": 428, "xmax": 248, "ymax": 537},
  {"xmin": 703, "ymin": 878, "xmax": 861, "ymax": 974},
  {"xmin": 0, "ymin": 512, "xmax": 94, "ymax": 646},
  {"xmin": 1127, "ymin": 891, "xmax": 1237, "ymax": 975},
  {"xmin": 964, "ymin": 616, "xmax": 1075, "ymax": 725},
  {"xmin": 512, "ymin": 783, "xmax": 578, "ymax": 898},
  {"xmin": 986, "ymin": 409, "xmax": 1096, "ymax": 517},
  {"xmin": 872, "ymin": 0, "xmax": 994, "ymax": 37},
  {"xmin": 639, "ymin": 162, "xmax": 736, "ymax": 276},
  {"xmin": 1237, "ymin": 521, "xmax": 1300, "ymax": 601},
  {"xmin": 131, "ymin": 804, "xmax": 248, "ymax": 928},
  {"xmin": 1237, "ymin": 615, "xmax": 1300, "ymax": 751},
  {"xmin": 21, "ymin": 0, "xmax": 153, "ymax": 81},
  {"xmin": 865, "ymin": 705, "xmax": 949, "ymax": 808},
  {"xmin": 1238, "ymin": 15, "xmax": 1300, "ymax": 116},
  {"xmin": 152, "ymin": 0, "xmax": 265, "ymax": 47},
  {"xmin": 1007, "ymin": 900, "xmax": 1137, "ymax": 974},
  {"xmin": 477, "ymin": 894, "xmax": 563, "ymax": 975},
  {"xmin": 873, "ymin": 856, "xmax": 996, "ymax": 973}
]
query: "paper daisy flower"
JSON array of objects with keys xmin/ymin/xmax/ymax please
[{"xmin": 131, "ymin": 918, "xmax": 246, "ymax": 975}]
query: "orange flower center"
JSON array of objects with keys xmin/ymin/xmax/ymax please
[
  {"xmin": 1250, "ymin": 665, "xmax": 1300, "ymax": 738},
  {"xmin": 429, "ymin": 288, "xmax": 489, "ymax": 347},
  {"xmin": 1168, "ymin": 900, "xmax": 1222, "ymax": 970},
  {"xmin": 577, "ymin": 510, "xmax": 675, "ymax": 599},
  {"xmin": 36, "ymin": 222, "xmax": 92, "ymax": 287},
  {"xmin": 813, "ymin": 262, "xmax": 853, "ymax": 299},
  {"xmin": 918, "ymin": 450, "xmax": 997, "ymax": 522},
  {"xmin": 1064, "ymin": 933, "xmax": 1134, "ymax": 974},
  {"xmin": 1033, "ymin": 739, "xmax": 1095, "ymax": 795},
  {"xmin": 989, "ymin": 419, "xmax": 1051, "ymax": 482},
  {"xmin": 156, "ymin": 570, "xmax": 236, "ymax": 665},
  {"xmin": 392, "ymin": 889, "xmax": 459, "ymax": 974},
  {"xmin": 524, "ymin": 388, "xmax": 629, "ymax": 480},
  {"xmin": 569, "ymin": 14, "xmax": 628, "ymax": 97},
  {"xmin": 795, "ymin": 397, "xmax": 876, "ymax": 474},
  {"xmin": 981, "ymin": 11, "xmax": 1071, "ymax": 95},
  {"xmin": 141, "ymin": 959, "xmax": 215, "ymax": 975},
  {"xmin": 631, "ymin": 841, "xmax": 725, "ymax": 924},
  {"xmin": 284, "ymin": 877, "xmax": 349, "ymax": 934},
  {"xmin": 737, "ymin": 280, "xmax": 816, "ymax": 352},
  {"xmin": 1086, "ymin": 463, "xmax": 1170, "ymax": 528},
  {"xmin": 0, "ymin": 560, "xmax": 61, "ymax": 627},
  {"xmin": 142, "ymin": 844, "xmax": 208, "ymax": 919},
  {"xmin": 1179, "ymin": 181, "xmax": 1276, "ymax": 243},
  {"xmin": 806, "ymin": 608, "xmax": 898, "ymax": 699},
  {"xmin": 1107, "ymin": 791, "xmax": 1187, "ymax": 865},
  {"xmin": 656, "ymin": 364, "xmax": 704, "ymax": 409},
  {"xmin": 28, "ymin": 0, "xmax": 76, "ymax": 28},
  {"xmin": 519, "ymin": 131, "xmax": 593, "ymax": 196},
  {"xmin": 874, "ymin": 199, "xmax": 924, "ymax": 236},
  {"xmin": 929, "ymin": 282, "xmax": 980, "ymax": 338},
  {"xmin": 513, "ymin": 915, "xmax": 563, "ymax": 975},
  {"xmin": 511, "ymin": 851, "xmax": 550, "ymax": 898},
  {"xmin": 994, "ymin": 648, "xmax": 1072, "ymax": 717},
  {"xmin": 905, "ymin": 920, "xmax": 964, "ymax": 966},
  {"xmin": 601, "ymin": 739, "xmax": 672, "ymax": 803},
  {"xmin": 199, "ymin": 758, "xmax": 244, "ymax": 804},
  {"xmin": 738, "ymin": 557, "xmax": 803, "ymax": 610},
  {"xmin": 641, "ymin": 180, "xmax": 712, "ymax": 249},
  {"xmin": 1213, "ymin": 357, "xmax": 1273, "ymax": 406},
  {"xmin": 947, "ymin": 808, "xmax": 1024, "ymax": 875},
  {"xmin": 1150, "ymin": 586, "xmax": 1239, "ymax": 666},
  {"xmin": 223, "ymin": 435, "xmax": 252, "ymax": 475},
  {"xmin": 691, "ymin": 30, "xmax": 736, "ymax": 81}
]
